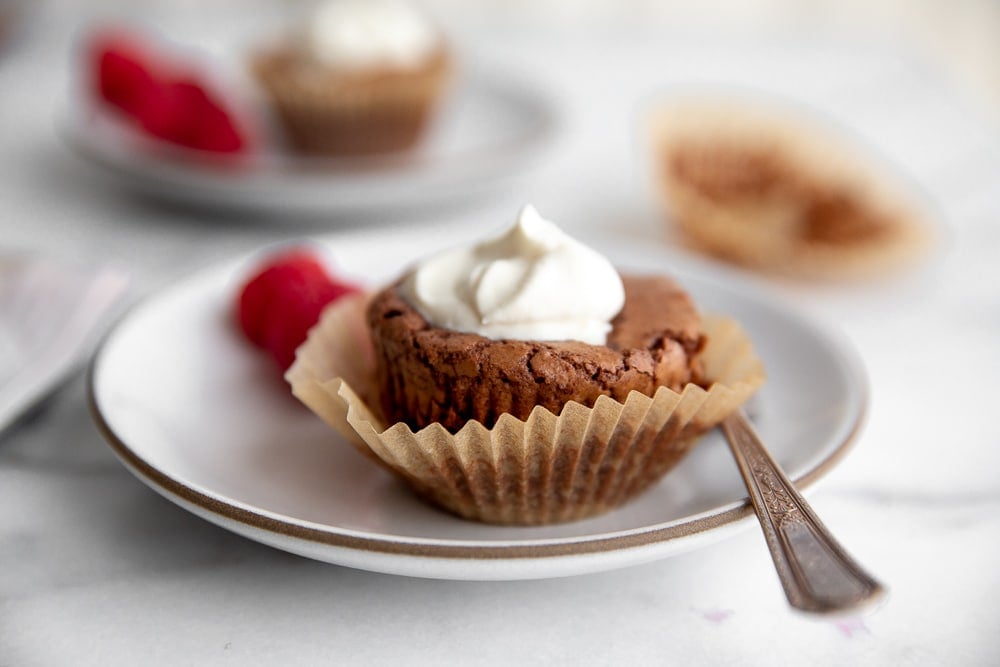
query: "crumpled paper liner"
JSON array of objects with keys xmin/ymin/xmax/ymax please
[
  {"xmin": 649, "ymin": 97, "xmax": 932, "ymax": 279},
  {"xmin": 286, "ymin": 293, "xmax": 765, "ymax": 525}
]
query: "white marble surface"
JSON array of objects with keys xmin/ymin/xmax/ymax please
[{"xmin": 2, "ymin": 2, "xmax": 1000, "ymax": 665}]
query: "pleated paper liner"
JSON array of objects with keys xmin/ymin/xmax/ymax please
[
  {"xmin": 287, "ymin": 293, "xmax": 765, "ymax": 525},
  {"xmin": 649, "ymin": 96, "xmax": 933, "ymax": 280}
]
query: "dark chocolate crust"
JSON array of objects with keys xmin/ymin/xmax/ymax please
[{"xmin": 367, "ymin": 274, "xmax": 706, "ymax": 432}]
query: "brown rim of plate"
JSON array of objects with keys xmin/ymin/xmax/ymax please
[{"xmin": 86, "ymin": 331, "xmax": 868, "ymax": 561}]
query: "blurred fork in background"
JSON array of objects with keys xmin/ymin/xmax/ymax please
[{"xmin": 0, "ymin": 255, "xmax": 128, "ymax": 435}]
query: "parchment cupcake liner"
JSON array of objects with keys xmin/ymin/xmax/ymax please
[
  {"xmin": 287, "ymin": 293, "xmax": 765, "ymax": 525},
  {"xmin": 251, "ymin": 50, "xmax": 452, "ymax": 157},
  {"xmin": 650, "ymin": 97, "xmax": 932, "ymax": 279}
]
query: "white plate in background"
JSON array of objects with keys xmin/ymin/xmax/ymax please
[{"xmin": 62, "ymin": 73, "xmax": 559, "ymax": 218}]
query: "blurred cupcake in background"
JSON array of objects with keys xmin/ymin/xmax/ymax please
[{"xmin": 250, "ymin": 0, "xmax": 453, "ymax": 157}]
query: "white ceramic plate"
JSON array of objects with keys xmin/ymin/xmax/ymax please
[
  {"xmin": 62, "ymin": 73, "xmax": 558, "ymax": 218},
  {"xmin": 88, "ymin": 238, "xmax": 867, "ymax": 580}
]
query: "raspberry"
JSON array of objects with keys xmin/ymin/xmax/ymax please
[
  {"xmin": 155, "ymin": 78, "xmax": 247, "ymax": 153},
  {"xmin": 95, "ymin": 39, "xmax": 159, "ymax": 116},
  {"xmin": 90, "ymin": 28, "xmax": 250, "ymax": 154},
  {"xmin": 236, "ymin": 250, "xmax": 360, "ymax": 373}
]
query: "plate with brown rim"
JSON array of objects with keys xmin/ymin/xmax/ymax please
[{"xmin": 88, "ymin": 232, "xmax": 867, "ymax": 580}]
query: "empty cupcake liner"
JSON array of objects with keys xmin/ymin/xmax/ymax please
[{"xmin": 649, "ymin": 97, "xmax": 932, "ymax": 279}]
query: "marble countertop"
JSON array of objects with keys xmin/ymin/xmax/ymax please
[{"xmin": 2, "ymin": 3, "xmax": 999, "ymax": 665}]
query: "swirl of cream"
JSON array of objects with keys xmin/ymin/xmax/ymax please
[
  {"xmin": 307, "ymin": 0, "xmax": 439, "ymax": 70},
  {"xmin": 401, "ymin": 205, "xmax": 625, "ymax": 345}
]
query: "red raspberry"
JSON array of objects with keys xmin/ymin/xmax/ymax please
[
  {"xmin": 90, "ymin": 29, "xmax": 250, "ymax": 154},
  {"xmin": 236, "ymin": 250, "xmax": 360, "ymax": 373},
  {"xmin": 93, "ymin": 33, "xmax": 160, "ymax": 116},
  {"xmin": 143, "ymin": 78, "xmax": 246, "ymax": 153}
]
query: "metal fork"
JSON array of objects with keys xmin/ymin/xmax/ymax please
[{"xmin": 721, "ymin": 409, "xmax": 886, "ymax": 615}]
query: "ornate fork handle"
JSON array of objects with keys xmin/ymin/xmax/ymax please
[{"xmin": 721, "ymin": 410, "xmax": 886, "ymax": 615}]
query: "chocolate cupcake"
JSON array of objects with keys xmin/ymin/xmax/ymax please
[
  {"xmin": 250, "ymin": 0, "xmax": 451, "ymax": 157},
  {"xmin": 288, "ymin": 206, "xmax": 764, "ymax": 524},
  {"xmin": 368, "ymin": 274, "xmax": 705, "ymax": 432}
]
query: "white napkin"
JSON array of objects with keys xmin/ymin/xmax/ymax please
[{"xmin": 0, "ymin": 255, "xmax": 128, "ymax": 433}]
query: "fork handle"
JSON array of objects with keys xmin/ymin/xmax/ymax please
[{"xmin": 721, "ymin": 411, "xmax": 886, "ymax": 615}]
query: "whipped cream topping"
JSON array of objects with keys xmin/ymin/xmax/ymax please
[
  {"xmin": 306, "ymin": 0, "xmax": 439, "ymax": 70},
  {"xmin": 401, "ymin": 205, "xmax": 625, "ymax": 345}
]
